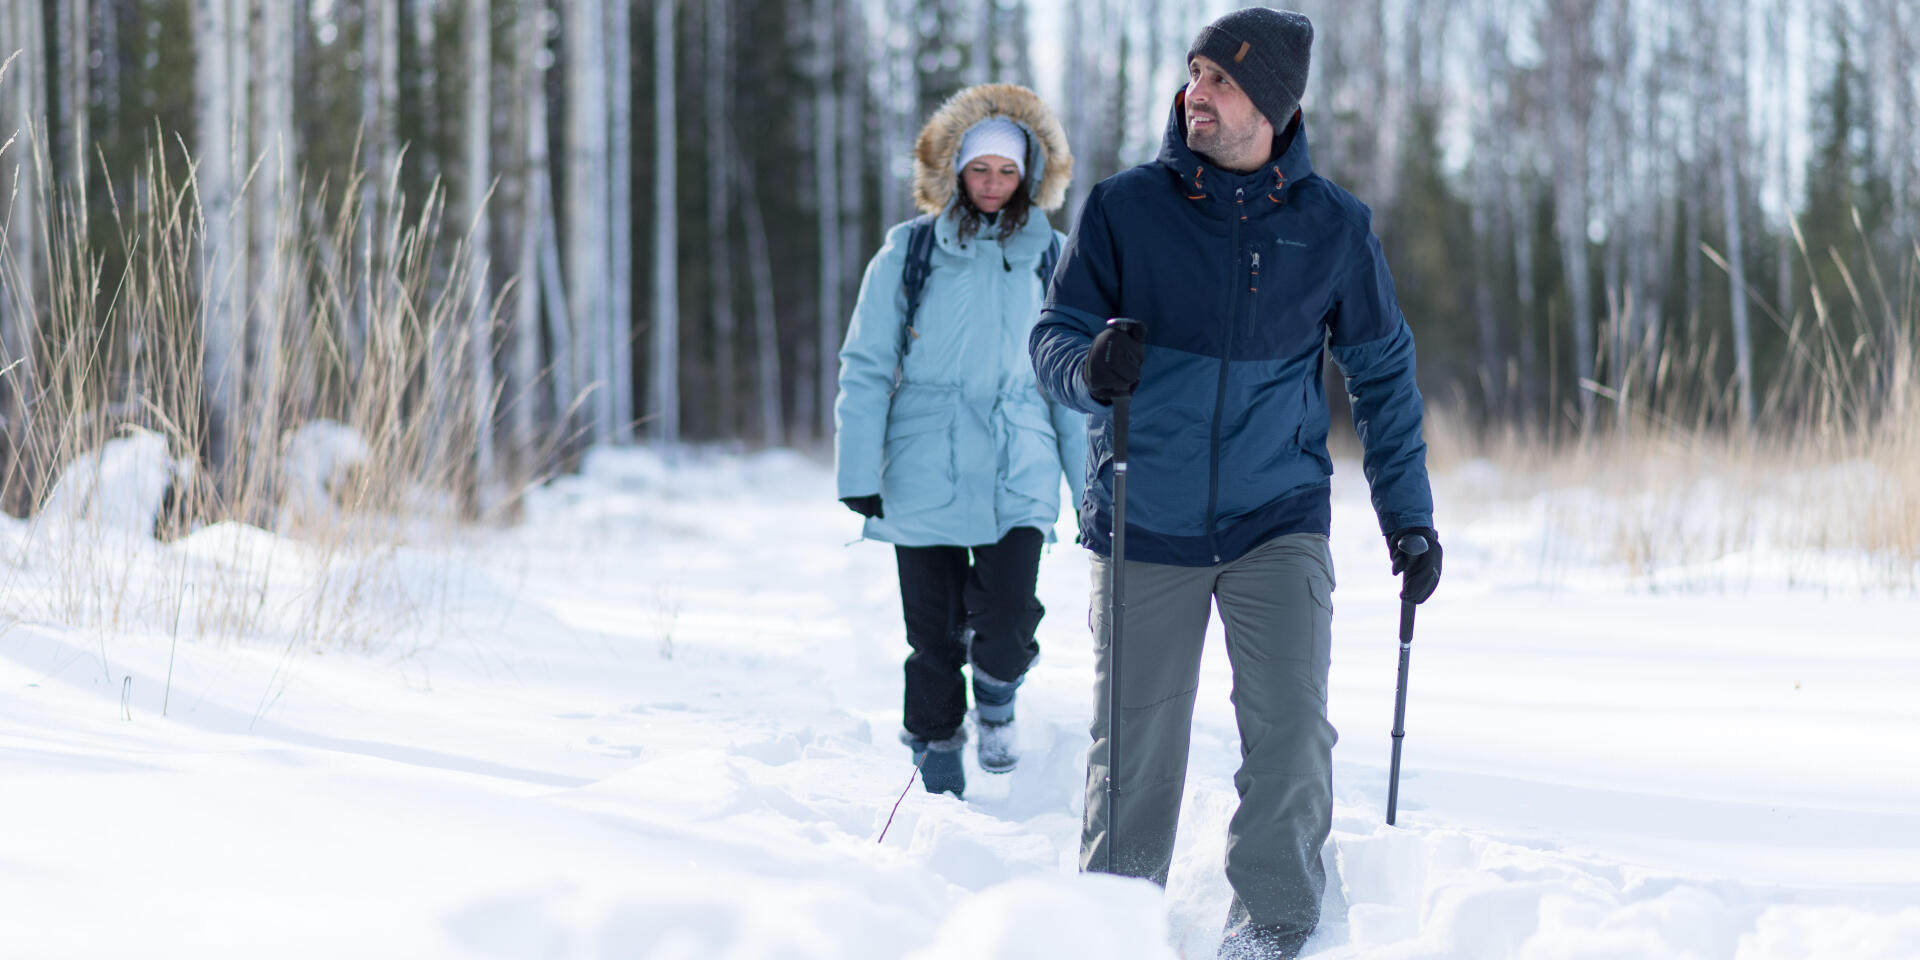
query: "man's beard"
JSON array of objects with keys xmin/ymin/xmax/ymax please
[{"xmin": 1188, "ymin": 112, "xmax": 1259, "ymax": 165}]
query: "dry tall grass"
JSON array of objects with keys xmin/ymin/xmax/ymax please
[
  {"xmin": 1428, "ymin": 228, "xmax": 1920, "ymax": 591},
  {"xmin": 0, "ymin": 122, "xmax": 552, "ymax": 652}
]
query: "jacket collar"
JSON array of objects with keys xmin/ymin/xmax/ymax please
[
  {"xmin": 934, "ymin": 200, "xmax": 1054, "ymax": 259},
  {"xmin": 1158, "ymin": 89, "xmax": 1313, "ymax": 215}
]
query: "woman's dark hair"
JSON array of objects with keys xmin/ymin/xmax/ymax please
[{"xmin": 953, "ymin": 171, "xmax": 1034, "ymax": 245}]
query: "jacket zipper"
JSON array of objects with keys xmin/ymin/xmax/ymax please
[{"xmin": 1204, "ymin": 189, "xmax": 1248, "ymax": 564}]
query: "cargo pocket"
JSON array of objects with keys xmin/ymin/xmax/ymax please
[
  {"xmin": 881, "ymin": 408, "xmax": 957, "ymax": 512},
  {"xmin": 997, "ymin": 403, "xmax": 1061, "ymax": 508}
]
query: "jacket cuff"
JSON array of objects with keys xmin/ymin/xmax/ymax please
[{"xmin": 1377, "ymin": 513, "xmax": 1434, "ymax": 537}]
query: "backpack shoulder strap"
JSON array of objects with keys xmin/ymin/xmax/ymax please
[
  {"xmin": 899, "ymin": 214, "xmax": 939, "ymax": 356},
  {"xmin": 1036, "ymin": 233, "xmax": 1062, "ymax": 290}
]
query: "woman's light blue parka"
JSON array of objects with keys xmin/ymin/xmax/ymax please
[{"xmin": 834, "ymin": 84, "xmax": 1086, "ymax": 547}]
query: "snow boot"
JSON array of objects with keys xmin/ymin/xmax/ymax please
[
  {"xmin": 971, "ymin": 667, "xmax": 1021, "ymax": 774},
  {"xmin": 903, "ymin": 731, "xmax": 966, "ymax": 798}
]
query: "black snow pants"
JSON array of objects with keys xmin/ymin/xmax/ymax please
[{"xmin": 894, "ymin": 526, "xmax": 1045, "ymax": 742}]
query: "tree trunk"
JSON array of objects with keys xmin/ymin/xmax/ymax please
[
  {"xmin": 1682, "ymin": 0, "xmax": 1704, "ymax": 339},
  {"xmin": 969, "ymin": 0, "xmax": 992, "ymax": 85},
  {"xmin": 648, "ymin": 0, "xmax": 677, "ymax": 446},
  {"xmin": 510, "ymin": 0, "xmax": 550, "ymax": 470},
  {"xmin": 812, "ymin": 0, "xmax": 840, "ymax": 444},
  {"xmin": 1604, "ymin": 0, "xmax": 1632, "ymax": 410},
  {"xmin": 1773, "ymin": 0, "xmax": 1795, "ymax": 323},
  {"xmin": 355, "ymin": 0, "xmax": 400, "ymax": 380},
  {"xmin": 878, "ymin": 0, "xmax": 917, "ymax": 232},
  {"xmin": 838, "ymin": 0, "xmax": 864, "ymax": 347},
  {"xmin": 464, "ymin": 0, "xmax": 496, "ymax": 503},
  {"xmin": 251, "ymin": 0, "xmax": 295, "ymax": 452},
  {"xmin": 409, "ymin": 0, "xmax": 441, "ymax": 189},
  {"xmin": 1512, "ymin": 174, "xmax": 1541, "ymax": 425},
  {"xmin": 1063, "ymin": 0, "xmax": 1092, "ymax": 229},
  {"xmin": 609, "ymin": 0, "xmax": 634, "ymax": 443},
  {"xmin": 195, "ymin": 0, "xmax": 243, "ymax": 476},
  {"xmin": 1720, "ymin": 3, "xmax": 1754, "ymax": 429},
  {"xmin": 1472, "ymin": 4, "xmax": 1505, "ymax": 416},
  {"xmin": 705, "ymin": 0, "xmax": 737, "ymax": 438},
  {"xmin": 736, "ymin": 149, "xmax": 782, "ymax": 450},
  {"xmin": 55, "ymin": 0, "xmax": 87, "ymax": 192},
  {"xmin": 0, "ymin": 0, "xmax": 48, "ymax": 514},
  {"xmin": 541, "ymin": 209, "xmax": 575, "ymax": 432},
  {"xmin": 1548, "ymin": 0, "xmax": 1595, "ymax": 428},
  {"xmin": 565, "ymin": 0, "xmax": 611, "ymax": 443}
]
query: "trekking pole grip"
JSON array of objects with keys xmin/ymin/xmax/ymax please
[{"xmin": 1396, "ymin": 533, "xmax": 1427, "ymax": 643}]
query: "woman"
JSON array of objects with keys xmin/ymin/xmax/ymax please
[{"xmin": 834, "ymin": 84, "xmax": 1083, "ymax": 799}]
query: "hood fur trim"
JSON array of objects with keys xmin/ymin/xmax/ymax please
[{"xmin": 913, "ymin": 83, "xmax": 1073, "ymax": 215}]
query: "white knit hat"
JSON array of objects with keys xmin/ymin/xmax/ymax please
[{"xmin": 955, "ymin": 118, "xmax": 1028, "ymax": 178}]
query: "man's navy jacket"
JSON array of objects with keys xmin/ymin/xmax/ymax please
[{"xmin": 1030, "ymin": 91, "xmax": 1434, "ymax": 567}]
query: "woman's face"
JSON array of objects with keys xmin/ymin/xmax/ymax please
[{"xmin": 961, "ymin": 155, "xmax": 1022, "ymax": 214}]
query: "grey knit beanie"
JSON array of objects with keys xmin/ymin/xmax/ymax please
[{"xmin": 1186, "ymin": 8, "xmax": 1313, "ymax": 127}]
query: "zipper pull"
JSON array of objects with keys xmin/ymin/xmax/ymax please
[{"xmin": 1250, "ymin": 251, "xmax": 1260, "ymax": 293}]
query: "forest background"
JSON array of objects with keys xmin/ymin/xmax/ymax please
[{"xmin": 0, "ymin": 0, "xmax": 1914, "ymax": 555}]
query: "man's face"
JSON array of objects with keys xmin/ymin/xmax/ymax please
[{"xmin": 1185, "ymin": 55, "xmax": 1274, "ymax": 167}]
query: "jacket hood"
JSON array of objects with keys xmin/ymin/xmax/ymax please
[
  {"xmin": 914, "ymin": 84, "xmax": 1074, "ymax": 215},
  {"xmin": 1157, "ymin": 89, "xmax": 1314, "ymax": 209}
]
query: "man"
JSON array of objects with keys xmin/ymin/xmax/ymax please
[{"xmin": 1028, "ymin": 8, "xmax": 1442, "ymax": 959}]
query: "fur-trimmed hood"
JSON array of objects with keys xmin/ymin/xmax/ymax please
[{"xmin": 913, "ymin": 84, "xmax": 1073, "ymax": 215}]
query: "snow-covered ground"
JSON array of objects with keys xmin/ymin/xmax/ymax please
[{"xmin": 4, "ymin": 447, "xmax": 1918, "ymax": 959}]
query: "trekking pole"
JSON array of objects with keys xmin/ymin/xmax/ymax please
[
  {"xmin": 1104, "ymin": 317, "xmax": 1143, "ymax": 873},
  {"xmin": 1385, "ymin": 533, "xmax": 1429, "ymax": 826}
]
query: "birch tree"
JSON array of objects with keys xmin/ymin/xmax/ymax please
[
  {"xmin": 705, "ymin": 0, "xmax": 737, "ymax": 437},
  {"xmin": 1772, "ymin": 0, "xmax": 1795, "ymax": 321},
  {"xmin": 355, "ymin": 0, "xmax": 400, "ymax": 379},
  {"xmin": 1, "ymin": 0, "xmax": 48, "ymax": 510},
  {"xmin": 968, "ymin": 0, "xmax": 992, "ymax": 85},
  {"xmin": 876, "ymin": 0, "xmax": 918, "ymax": 232},
  {"xmin": 609, "ymin": 0, "xmax": 634, "ymax": 443},
  {"xmin": 648, "ymin": 0, "xmax": 677, "ymax": 446},
  {"xmin": 736, "ymin": 147, "xmax": 781, "ymax": 449},
  {"xmin": 565, "ymin": 0, "xmax": 611, "ymax": 443},
  {"xmin": 54, "ymin": 0, "xmax": 86, "ymax": 191},
  {"xmin": 1471, "ymin": 1, "xmax": 1506, "ymax": 412},
  {"xmin": 1718, "ymin": 0, "xmax": 1754, "ymax": 427},
  {"xmin": 1063, "ymin": 0, "xmax": 1092, "ymax": 228},
  {"xmin": 251, "ymin": 0, "xmax": 295, "ymax": 450},
  {"xmin": 509, "ymin": 0, "xmax": 554, "ymax": 465},
  {"xmin": 838, "ymin": 0, "xmax": 864, "ymax": 336},
  {"xmin": 194, "ymin": 0, "xmax": 243, "ymax": 475},
  {"xmin": 812, "ymin": 0, "xmax": 840, "ymax": 443},
  {"xmin": 464, "ymin": 0, "xmax": 497, "ymax": 492},
  {"xmin": 1546, "ymin": 0, "xmax": 1596, "ymax": 425}
]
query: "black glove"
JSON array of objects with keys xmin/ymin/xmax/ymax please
[
  {"xmin": 842, "ymin": 495, "xmax": 884, "ymax": 519},
  {"xmin": 1388, "ymin": 527, "xmax": 1442, "ymax": 604},
  {"xmin": 1082, "ymin": 321, "xmax": 1146, "ymax": 404}
]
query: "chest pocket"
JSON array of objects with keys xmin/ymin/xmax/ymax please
[{"xmin": 1249, "ymin": 234, "xmax": 1338, "ymax": 360}]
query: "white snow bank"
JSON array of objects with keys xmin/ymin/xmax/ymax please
[
  {"xmin": 39, "ymin": 427, "xmax": 190, "ymax": 533},
  {"xmin": 910, "ymin": 874, "xmax": 1177, "ymax": 960},
  {"xmin": 279, "ymin": 419, "xmax": 370, "ymax": 520},
  {"xmin": 5, "ymin": 447, "xmax": 1917, "ymax": 959}
]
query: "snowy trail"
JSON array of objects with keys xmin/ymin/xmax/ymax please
[{"xmin": 3, "ymin": 448, "xmax": 1918, "ymax": 959}]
